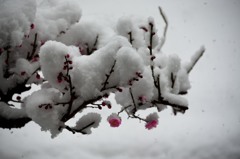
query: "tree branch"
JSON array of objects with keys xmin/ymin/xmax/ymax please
[
  {"xmin": 0, "ymin": 115, "xmax": 31, "ymax": 129},
  {"xmin": 158, "ymin": 6, "xmax": 168, "ymax": 38},
  {"xmin": 128, "ymin": 31, "xmax": 134, "ymax": 44},
  {"xmin": 157, "ymin": 6, "xmax": 168, "ymax": 52},
  {"xmin": 60, "ymin": 57, "xmax": 76, "ymax": 122},
  {"xmin": 27, "ymin": 33, "xmax": 38, "ymax": 60},
  {"xmin": 187, "ymin": 47, "xmax": 205, "ymax": 74},
  {"xmin": 153, "ymin": 100, "xmax": 188, "ymax": 113},
  {"xmin": 101, "ymin": 60, "xmax": 116, "ymax": 91},
  {"xmin": 64, "ymin": 122, "xmax": 95, "ymax": 135}
]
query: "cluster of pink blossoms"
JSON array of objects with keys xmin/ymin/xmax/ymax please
[{"xmin": 107, "ymin": 113, "xmax": 159, "ymax": 130}]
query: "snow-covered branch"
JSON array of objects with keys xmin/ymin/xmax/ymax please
[{"xmin": 0, "ymin": 0, "xmax": 204, "ymax": 138}]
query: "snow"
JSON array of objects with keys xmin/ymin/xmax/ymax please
[
  {"xmin": 162, "ymin": 92, "xmax": 188, "ymax": 107},
  {"xmin": 1, "ymin": 0, "xmax": 240, "ymax": 158},
  {"xmin": 115, "ymin": 47, "xmax": 144, "ymax": 85},
  {"xmin": 0, "ymin": 0, "xmax": 36, "ymax": 47},
  {"xmin": 34, "ymin": 0, "xmax": 81, "ymax": 41},
  {"xmin": 143, "ymin": 17, "xmax": 159, "ymax": 49},
  {"xmin": 71, "ymin": 36, "xmax": 141, "ymax": 100},
  {"xmin": 24, "ymin": 88, "xmax": 64, "ymax": 138},
  {"xmin": 74, "ymin": 112, "xmax": 101, "ymax": 134},
  {"xmin": 58, "ymin": 20, "xmax": 103, "ymax": 55},
  {"xmin": 115, "ymin": 67, "xmax": 154, "ymax": 111},
  {"xmin": 185, "ymin": 46, "xmax": 205, "ymax": 72},
  {"xmin": 177, "ymin": 68, "xmax": 191, "ymax": 93},
  {"xmin": 0, "ymin": 102, "xmax": 28, "ymax": 119},
  {"xmin": 10, "ymin": 58, "xmax": 34, "ymax": 77},
  {"xmin": 166, "ymin": 54, "xmax": 181, "ymax": 74},
  {"xmin": 116, "ymin": 16, "xmax": 145, "ymax": 49},
  {"xmin": 39, "ymin": 40, "xmax": 80, "ymax": 91}
]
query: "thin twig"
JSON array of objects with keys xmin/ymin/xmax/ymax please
[
  {"xmin": 76, "ymin": 121, "xmax": 95, "ymax": 134},
  {"xmin": 129, "ymin": 88, "xmax": 137, "ymax": 113},
  {"xmin": 148, "ymin": 22, "xmax": 158, "ymax": 88},
  {"xmin": 129, "ymin": 114, "xmax": 147, "ymax": 122},
  {"xmin": 153, "ymin": 100, "xmax": 188, "ymax": 112},
  {"xmin": 187, "ymin": 47, "xmax": 205, "ymax": 74},
  {"xmin": 158, "ymin": 6, "xmax": 168, "ymax": 37},
  {"xmin": 157, "ymin": 6, "xmax": 168, "ymax": 51},
  {"xmin": 28, "ymin": 33, "xmax": 38, "ymax": 60},
  {"xmin": 156, "ymin": 75, "xmax": 162, "ymax": 100},
  {"xmin": 149, "ymin": 22, "xmax": 154, "ymax": 56},
  {"xmin": 86, "ymin": 35, "xmax": 99, "ymax": 55},
  {"xmin": 64, "ymin": 96, "xmax": 102, "ymax": 122},
  {"xmin": 3, "ymin": 46, "xmax": 12, "ymax": 78},
  {"xmin": 128, "ymin": 32, "xmax": 134, "ymax": 45},
  {"xmin": 118, "ymin": 105, "xmax": 132, "ymax": 115},
  {"xmin": 64, "ymin": 121, "xmax": 95, "ymax": 135},
  {"xmin": 60, "ymin": 57, "xmax": 76, "ymax": 122},
  {"xmin": 10, "ymin": 100, "xmax": 23, "ymax": 104},
  {"xmin": 170, "ymin": 72, "xmax": 176, "ymax": 88},
  {"xmin": 86, "ymin": 105, "xmax": 99, "ymax": 109},
  {"xmin": 101, "ymin": 60, "xmax": 116, "ymax": 91}
]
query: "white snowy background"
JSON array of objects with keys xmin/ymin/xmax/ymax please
[{"xmin": 1, "ymin": 0, "xmax": 240, "ymax": 158}]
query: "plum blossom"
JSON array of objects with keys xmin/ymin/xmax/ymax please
[
  {"xmin": 145, "ymin": 112, "xmax": 159, "ymax": 130},
  {"xmin": 107, "ymin": 113, "xmax": 121, "ymax": 127},
  {"xmin": 145, "ymin": 120, "xmax": 158, "ymax": 130}
]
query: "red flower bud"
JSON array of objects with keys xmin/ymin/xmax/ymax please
[
  {"xmin": 149, "ymin": 22, "xmax": 153, "ymax": 27},
  {"xmin": 65, "ymin": 54, "xmax": 70, "ymax": 58},
  {"xmin": 30, "ymin": 23, "xmax": 35, "ymax": 30},
  {"xmin": 140, "ymin": 26, "xmax": 148, "ymax": 32},
  {"xmin": 128, "ymin": 80, "xmax": 133, "ymax": 86},
  {"xmin": 36, "ymin": 73, "xmax": 40, "ymax": 79},
  {"xmin": 102, "ymin": 101, "xmax": 106, "ymax": 106},
  {"xmin": 116, "ymin": 87, "xmax": 123, "ymax": 92},
  {"xmin": 103, "ymin": 94, "xmax": 109, "ymax": 98},
  {"xmin": 57, "ymin": 79, "xmax": 62, "ymax": 83},
  {"xmin": 63, "ymin": 66, "xmax": 67, "ymax": 70},
  {"xmin": 107, "ymin": 104, "xmax": 112, "ymax": 109},
  {"xmin": 133, "ymin": 78, "xmax": 139, "ymax": 81},
  {"xmin": 21, "ymin": 71, "xmax": 26, "ymax": 76},
  {"xmin": 16, "ymin": 96, "xmax": 21, "ymax": 101},
  {"xmin": 151, "ymin": 56, "xmax": 156, "ymax": 61},
  {"xmin": 41, "ymin": 41, "xmax": 45, "ymax": 46}
]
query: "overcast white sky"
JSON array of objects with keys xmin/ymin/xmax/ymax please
[{"xmin": 1, "ymin": 0, "xmax": 240, "ymax": 159}]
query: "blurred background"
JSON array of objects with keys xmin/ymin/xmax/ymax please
[{"xmin": 1, "ymin": 0, "xmax": 240, "ymax": 158}]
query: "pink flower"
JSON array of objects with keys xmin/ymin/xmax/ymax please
[
  {"xmin": 145, "ymin": 112, "xmax": 159, "ymax": 130},
  {"xmin": 145, "ymin": 120, "xmax": 158, "ymax": 130},
  {"xmin": 107, "ymin": 113, "xmax": 121, "ymax": 127}
]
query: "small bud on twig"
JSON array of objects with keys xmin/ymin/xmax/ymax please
[{"xmin": 30, "ymin": 23, "xmax": 35, "ymax": 30}]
